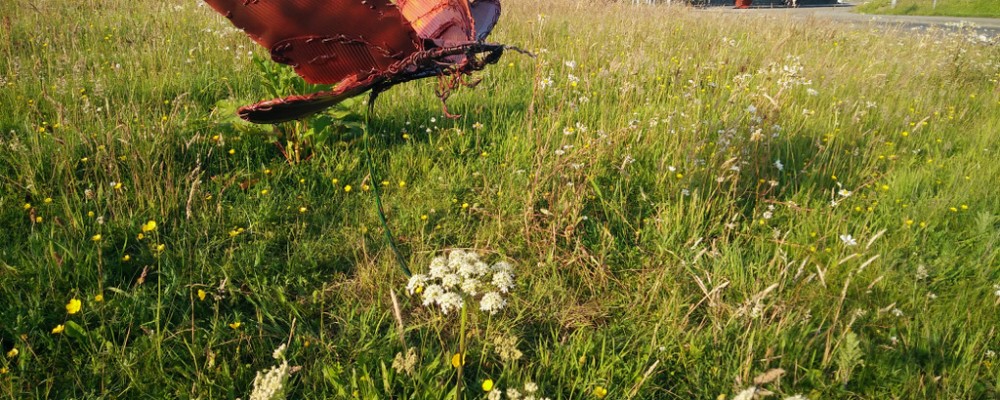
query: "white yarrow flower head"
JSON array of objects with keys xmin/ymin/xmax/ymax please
[
  {"xmin": 838, "ymin": 189, "xmax": 852, "ymax": 197},
  {"xmin": 732, "ymin": 387, "xmax": 757, "ymax": 400},
  {"xmin": 405, "ymin": 249, "xmax": 515, "ymax": 315},
  {"xmin": 271, "ymin": 343, "xmax": 287, "ymax": 360},
  {"xmin": 480, "ymin": 292, "xmax": 507, "ymax": 315},
  {"xmin": 840, "ymin": 234, "xmax": 858, "ymax": 246}
]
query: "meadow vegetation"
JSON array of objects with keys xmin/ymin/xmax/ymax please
[
  {"xmin": 856, "ymin": 0, "xmax": 1000, "ymax": 18},
  {"xmin": 1, "ymin": 0, "xmax": 999, "ymax": 398}
]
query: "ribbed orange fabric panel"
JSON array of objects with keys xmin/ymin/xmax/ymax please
[{"xmin": 396, "ymin": 0, "xmax": 473, "ymax": 44}]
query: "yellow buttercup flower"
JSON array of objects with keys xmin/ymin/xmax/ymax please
[
  {"xmin": 229, "ymin": 321, "xmax": 242, "ymax": 329},
  {"xmin": 66, "ymin": 298, "xmax": 82, "ymax": 314},
  {"xmin": 52, "ymin": 324, "xmax": 65, "ymax": 334},
  {"xmin": 91, "ymin": 234, "xmax": 102, "ymax": 242},
  {"xmin": 5, "ymin": 348, "xmax": 18, "ymax": 358},
  {"xmin": 451, "ymin": 352, "xmax": 465, "ymax": 368},
  {"xmin": 482, "ymin": 379, "xmax": 494, "ymax": 392},
  {"xmin": 94, "ymin": 293, "xmax": 104, "ymax": 302},
  {"xmin": 197, "ymin": 289, "xmax": 206, "ymax": 301},
  {"xmin": 593, "ymin": 386, "xmax": 608, "ymax": 398},
  {"xmin": 141, "ymin": 220, "xmax": 157, "ymax": 232}
]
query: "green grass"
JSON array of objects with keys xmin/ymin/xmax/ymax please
[
  {"xmin": 856, "ymin": 0, "xmax": 1000, "ymax": 18},
  {"xmin": 2, "ymin": 0, "xmax": 999, "ymax": 398}
]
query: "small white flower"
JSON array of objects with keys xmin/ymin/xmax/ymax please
[
  {"xmin": 480, "ymin": 292, "xmax": 507, "ymax": 315},
  {"xmin": 272, "ymin": 343, "xmax": 287, "ymax": 360},
  {"xmin": 524, "ymin": 382, "xmax": 538, "ymax": 393},
  {"xmin": 762, "ymin": 211, "xmax": 773, "ymax": 220},
  {"xmin": 564, "ymin": 60, "xmax": 577, "ymax": 69},
  {"xmin": 406, "ymin": 274, "xmax": 429, "ymax": 295},
  {"xmin": 774, "ymin": 159, "xmax": 784, "ymax": 171},
  {"xmin": 840, "ymin": 234, "xmax": 858, "ymax": 246},
  {"xmin": 461, "ymin": 278, "xmax": 480, "ymax": 297},
  {"xmin": 733, "ymin": 387, "xmax": 757, "ymax": 400},
  {"xmin": 492, "ymin": 271, "xmax": 515, "ymax": 293},
  {"xmin": 421, "ymin": 284, "xmax": 444, "ymax": 306},
  {"xmin": 429, "ymin": 256, "xmax": 449, "ymax": 278},
  {"xmin": 441, "ymin": 273, "xmax": 461, "ymax": 288},
  {"xmin": 539, "ymin": 76, "xmax": 553, "ymax": 89},
  {"xmin": 507, "ymin": 388, "xmax": 522, "ymax": 400},
  {"xmin": 437, "ymin": 292, "xmax": 464, "ymax": 314},
  {"xmin": 746, "ymin": 104, "xmax": 757, "ymax": 114},
  {"xmin": 488, "ymin": 390, "xmax": 502, "ymax": 400},
  {"xmin": 892, "ymin": 308, "xmax": 904, "ymax": 317},
  {"xmin": 838, "ymin": 189, "xmax": 852, "ymax": 197},
  {"xmin": 807, "ymin": 88, "xmax": 819, "ymax": 96}
]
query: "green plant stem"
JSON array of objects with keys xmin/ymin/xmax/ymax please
[
  {"xmin": 456, "ymin": 303, "xmax": 468, "ymax": 400},
  {"xmin": 363, "ymin": 91, "xmax": 412, "ymax": 278}
]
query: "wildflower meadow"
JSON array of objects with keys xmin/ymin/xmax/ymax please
[{"xmin": 1, "ymin": 0, "xmax": 999, "ymax": 398}]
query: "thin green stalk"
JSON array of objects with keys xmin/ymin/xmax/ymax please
[
  {"xmin": 456, "ymin": 303, "xmax": 468, "ymax": 400},
  {"xmin": 364, "ymin": 91, "xmax": 412, "ymax": 277}
]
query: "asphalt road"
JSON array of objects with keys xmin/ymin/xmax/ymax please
[{"xmin": 702, "ymin": 4, "xmax": 1000, "ymax": 37}]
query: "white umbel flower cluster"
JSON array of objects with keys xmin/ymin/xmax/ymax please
[
  {"xmin": 249, "ymin": 344, "xmax": 290, "ymax": 400},
  {"xmin": 406, "ymin": 249, "xmax": 515, "ymax": 315}
]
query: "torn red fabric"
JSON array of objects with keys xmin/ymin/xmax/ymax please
[{"xmin": 203, "ymin": 0, "xmax": 507, "ymax": 124}]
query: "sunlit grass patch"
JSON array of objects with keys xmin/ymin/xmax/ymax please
[{"xmin": 1, "ymin": 0, "xmax": 999, "ymax": 398}]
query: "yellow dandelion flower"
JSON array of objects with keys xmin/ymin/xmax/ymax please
[
  {"xmin": 23, "ymin": 203, "xmax": 31, "ymax": 210},
  {"xmin": 961, "ymin": 204, "xmax": 969, "ymax": 210},
  {"xmin": 94, "ymin": 293, "xmax": 104, "ymax": 302},
  {"xmin": 5, "ymin": 348, "xmax": 18, "ymax": 358},
  {"xmin": 44, "ymin": 197, "xmax": 52, "ymax": 204},
  {"xmin": 398, "ymin": 181, "xmax": 406, "ymax": 188},
  {"xmin": 420, "ymin": 215, "xmax": 428, "ymax": 221},
  {"xmin": 949, "ymin": 207, "xmax": 958, "ymax": 212},
  {"xmin": 482, "ymin": 379, "xmax": 494, "ymax": 391},
  {"xmin": 52, "ymin": 324, "xmax": 65, "ymax": 334},
  {"xmin": 593, "ymin": 386, "xmax": 608, "ymax": 398},
  {"xmin": 137, "ymin": 233, "xmax": 145, "ymax": 240},
  {"xmin": 451, "ymin": 353, "xmax": 465, "ymax": 368},
  {"xmin": 0, "ymin": 367, "xmax": 6, "ymax": 374},
  {"xmin": 344, "ymin": 185, "xmax": 352, "ymax": 192},
  {"xmin": 141, "ymin": 220, "xmax": 157, "ymax": 232},
  {"xmin": 228, "ymin": 148, "xmax": 235, "ymax": 155},
  {"xmin": 197, "ymin": 289, "xmax": 207, "ymax": 301},
  {"xmin": 66, "ymin": 298, "xmax": 82, "ymax": 314},
  {"xmin": 298, "ymin": 207, "xmax": 308, "ymax": 213},
  {"xmin": 362, "ymin": 184, "xmax": 370, "ymax": 191},
  {"xmin": 91, "ymin": 234, "xmax": 102, "ymax": 242},
  {"xmin": 260, "ymin": 189, "xmax": 269, "ymax": 195},
  {"xmin": 229, "ymin": 321, "xmax": 242, "ymax": 329},
  {"xmin": 155, "ymin": 244, "xmax": 166, "ymax": 252},
  {"xmin": 113, "ymin": 182, "xmax": 122, "ymax": 190},
  {"xmin": 122, "ymin": 254, "xmax": 131, "ymax": 262},
  {"xmin": 87, "ymin": 211, "xmax": 94, "ymax": 217},
  {"xmin": 462, "ymin": 203, "xmax": 469, "ymax": 209},
  {"xmin": 675, "ymin": 173, "xmax": 684, "ymax": 179},
  {"xmin": 35, "ymin": 216, "xmax": 43, "ymax": 223}
]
